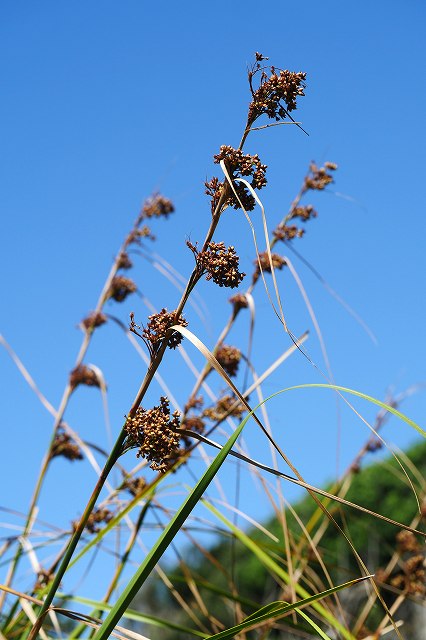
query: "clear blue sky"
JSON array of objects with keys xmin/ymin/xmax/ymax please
[{"xmin": 1, "ymin": 1, "xmax": 425, "ymax": 600}]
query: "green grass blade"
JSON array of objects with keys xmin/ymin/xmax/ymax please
[
  {"xmin": 202, "ymin": 500, "xmax": 358, "ymax": 640},
  {"xmin": 91, "ymin": 406, "xmax": 257, "ymax": 639},
  {"xmin": 58, "ymin": 593, "xmax": 209, "ymax": 638}
]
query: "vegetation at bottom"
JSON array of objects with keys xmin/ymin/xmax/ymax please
[{"xmin": 137, "ymin": 439, "xmax": 425, "ymax": 639}]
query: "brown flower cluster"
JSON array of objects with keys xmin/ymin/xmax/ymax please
[
  {"xmin": 188, "ymin": 241, "xmax": 245, "ymax": 289},
  {"xmin": 377, "ymin": 531, "xmax": 425, "ymax": 597},
  {"xmin": 141, "ymin": 193, "xmax": 175, "ymax": 220},
  {"xmin": 229, "ymin": 293, "xmax": 249, "ymax": 311},
  {"xmin": 304, "ymin": 162, "xmax": 337, "ymax": 191},
  {"xmin": 84, "ymin": 508, "xmax": 113, "ymax": 534},
  {"xmin": 50, "ymin": 430, "xmax": 83, "ymax": 462},
  {"xmin": 81, "ymin": 311, "xmax": 107, "ymax": 332},
  {"xmin": 125, "ymin": 397, "xmax": 181, "ymax": 472},
  {"xmin": 253, "ymin": 251, "xmax": 286, "ymax": 282},
  {"xmin": 125, "ymin": 225, "xmax": 155, "ymax": 247},
  {"xmin": 390, "ymin": 554, "xmax": 425, "ymax": 596},
  {"xmin": 117, "ymin": 251, "xmax": 133, "ymax": 270},
  {"xmin": 205, "ymin": 176, "xmax": 225, "ymax": 215},
  {"xmin": 215, "ymin": 345, "xmax": 241, "ymax": 377},
  {"xmin": 273, "ymin": 205, "xmax": 318, "ymax": 243},
  {"xmin": 133, "ymin": 308, "xmax": 188, "ymax": 355},
  {"xmin": 70, "ymin": 365, "xmax": 100, "ymax": 390},
  {"xmin": 247, "ymin": 54, "xmax": 306, "ymax": 126},
  {"xmin": 107, "ymin": 275, "xmax": 137, "ymax": 302},
  {"xmin": 203, "ymin": 394, "xmax": 245, "ymax": 421},
  {"xmin": 123, "ymin": 476, "xmax": 147, "ymax": 497},
  {"xmin": 212, "ymin": 145, "xmax": 267, "ymax": 211},
  {"xmin": 34, "ymin": 568, "xmax": 55, "ymax": 591}
]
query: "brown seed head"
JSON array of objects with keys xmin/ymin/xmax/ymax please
[
  {"xmin": 69, "ymin": 365, "xmax": 100, "ymax": 390},
  {"xmin": 50, "ymin": 430, "xmax": 83, "ymax": 462},
  {"xmin": 213, "ymin": 145, "xmax": 267, "ymax": 211},
  {"xmin": 125, "ymin": 397, "xmax": 181, "ymax": 473},
  {"xmin": 107, "ymin": 275, "xmax": 137, "ymax": 302},
  {"xmin": 81, "ymin": 311, "xmax": 107, "ymax": 332},
  {"xmin": 273, "ymin": 224, "xmax": 305, "ymax": 242},
  {"xmin": 215, "ymin": 345, "xmax": 241, "ymax": 377},
  {"xmin": 84, "ymin": 508, "xmax": 113, "ymax": 534},
  {"xmin": 123, "ymin": 476, "xmax": 147, "ymax": 497},
  {"xmin": 141, "ymin": 193, "xmax": 175, "ymax": 220},
  {"xmin": 203, "ymin": 394, "xmax": 246, "ymax": 421},
  {"xmin": 117, "ymin": 251, "xmax": 133, "ymax": 270},
  {"xmin": 304, "ymin": 162, "xmax": 337, "ymax": 191},
  {"xmin": 229, "ymin": 293, "xmax": 249, "ymax": 311},
  {"xmin": 247, "ymin": 56, "xmax": 306, "ymax": 126},
  {"xmin": 188, "ymin": 241, "xmax": 245, "ymax": 289},
  {"xmin": 141, "ymin": 308, "xmax": 188, "ymax": 353},
  {"xmin": 253, "ymin": 251, "xmax": 286, "ymax": 282}
]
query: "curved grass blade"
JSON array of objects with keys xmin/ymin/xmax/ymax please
[
  {"xmin": 205, "ymin": 575, "xmax": 371, "ymax": 640},
  {"xmin": 91, "ymin": 401, "xmax": 261, "ymax": 639},
  {"xmin": 201, "ymin": 500, "xmax": 358, "ymax": 640}
]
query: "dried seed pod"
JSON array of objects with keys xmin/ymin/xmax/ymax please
[
  {"xmin": 188, "ymin": 241, "xmax": 245, "ymax": 289},
  {"xmin": 107, "ymin": 276, "xmax": 137, "ymax": 302},
  {"xmin": 215, "ymin": 345, "xmax": 241, "ymax": 377},
  {"xmin": 69, "ymin": 365, "xmax": 100, "ymax": 390},
  {"xmin": 125, "ymin": 397, "xmax": 181, "ymax": 473},
  {"xmin": 50, "ymin": 430, "xmax": 83, "ymax": 462},
  {"xmin": 81, "ymin": 311, "xmax": 107, "ymax": 331}
]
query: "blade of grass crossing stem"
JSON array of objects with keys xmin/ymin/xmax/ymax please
[
  {"xmin": 61, "ymin": 594, "xmax": 208, "ymax": 638},
  {"xmin": 91, "ymin": 405, "xmax": 258, "ymax": 639},
  {"xmin": 206, "ymin": 576, "xmax": 371, "ymax": 640},
  {"xmin": 202, "ymin": 500, "xmax": 359, "ymax": 640}
]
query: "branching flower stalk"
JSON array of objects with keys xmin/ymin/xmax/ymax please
[{"xmin": 27, "ymin": 54, "xmax": 309, "ymax": 639}]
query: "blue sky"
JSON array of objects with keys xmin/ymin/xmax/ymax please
[{"xmin": 1, "ymin": 1, "xmax": 425, "ymax": 600}]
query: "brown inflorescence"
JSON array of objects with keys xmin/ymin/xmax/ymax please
[
  {"xmin": 188, "ymin": 241, "xmax": 245, "ymax": 289},
  {"xmin": 247, "ymin": 54, "xmax": 306, "ymax": 126},
  {"xmin": 212, "ymin": 145, "xmax": 267, "ymax": 211},
  {"xmin": 69, "ymin": 365, "xmax": 100, "ymax": 390},
  {"xmin": 81, "ymin": 311, "xmax": 107, "ymax": 332},
  {"xmin": 304, "ymin": 162, "xmax": 337, "ymax": 191},
  {"xmin": 107, "ymin": 275, "xmax": 137, "ymax": 302},
  {"xmin": 184, "ymin": 396, "xmax": 204, "ymax": 413},
  {"xmin": 34, "ymin": 568, "xmax": 55, "ymax": 591},
  {"xmin": 50, "ymin": 430, "xmax": 83, "ymax": 462},
  {"xmin": 141, "ymin": 193, "xmax": 175, "ymax": 220},
  {"xmin": 253, "ymin": 251, "xmax": 286, "ymax": 282},
  {"xmin": 390, "ymin": 554, "xmax": 425, "ymax": 596},
  {"xmin": 123, "ymin": 476, "xmax": 147, "ymax": 497},
  {"xmin": 117, "ymin": 251, "xmax": 133, "ymax": 270},
  {"xmin": 229, "ymin": 292, "xmax": 249, "ymax": 311},
  {"xmin": 136, "ymin": 308, "xmax": 188, "ymax": 354},
  {"xmin": 203, "ymin": 394, "xmax": 245, "ymax": 421},
  {"xmin": 125, "ymin": 226, "xmax": 155, "ymax": 247},
  {"xmin": 84, "ymin": 508, "xmax": 113, "ymax": 534},
  {"xmin": 125, "ymin": 397, "xmax": 181, "ymax": 472},
  {"xmin": 215, "ymin": 345, "xmax": 241, "ymax": 377}
]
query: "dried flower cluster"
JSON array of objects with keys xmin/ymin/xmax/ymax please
[
  {"xmin": 229, "ymin": 293, "xmax": 249, "ymax": 312},
  {"xmin": 211, "ymin": 145, "xmax": 267, "ymax": 211},
  {"xmin": 247, "ymin": 54, "xmax": 306, "ymax": 126},
  {"xmin": 376, "ymin": 531, "xmax": 425, "ymax": 597},
  {"xmin": 188, "ymin": 241, "xmax": 245, "ymax": 289},
  {"xmin": 125, "ymin": 397, "xmax": 181, "ymax": 472},
  {"xmin": 84, "ymin": 508, "xmax": 113, "ymax": 534},
  {"xmin": 50, "ymin": 430, "xmax": 83, "ymax": 462},
  {"xmin": 69, "ymin": 365, "xmax": 100, "ymax": 390},
  {"xmin": 304, "ymin": 162, "xmax": 337, "ymax": 191},
  {"xmin": 125, "ymin": 225, "xmax": 155, "ymax": 247},
  {"xmin": 107, "ymin": 275, "xmax": 137, "ymax": 302},
  {"xmin": 141, "ymin": 193, "xmax": 175, "ymax": 220},
  {"xmin": 203, "ymin": 394, "xmax": 245, "ymax": 421},
  {"xmin": 215, "ymin": 345, "xmax": 241, "ymax": 377},
  {"xmin": 123, "ymin": 476, "xmax": 147, "ymax": 497},
  {"xmin": 253, "ymin": 251, "xmax": 286, "ymax": 282},
  {"xmin": 81, "ymin": 311, "xmax": 107, "ymax": 332},
  {"xmin": 34, "ymin": 568, "xmax": 54, "ymax": 591},
  {"xmin": 117, "ymin": 251, "xmax": 133, "ymax": 270},
  {"xmin": 130, "ymin": 309, "xmax": 188, "ymax": 355}
]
